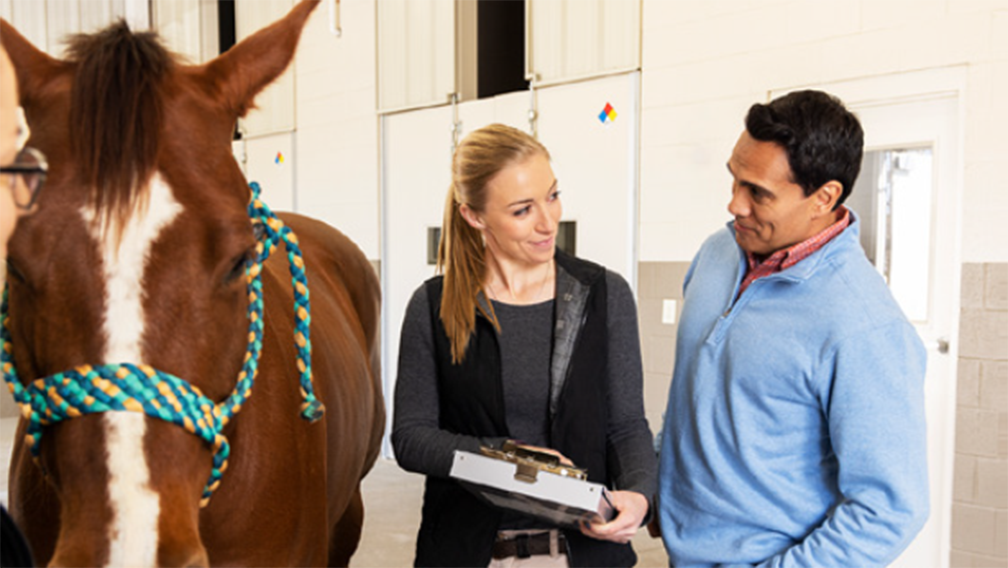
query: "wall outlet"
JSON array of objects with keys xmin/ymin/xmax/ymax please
[{"xmin": 662, "ymin": 299, "xmax": 677, "ymax": 325}]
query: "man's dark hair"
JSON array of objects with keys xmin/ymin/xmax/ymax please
[{"xmin": 745, "ymin": 90, "xmax": 864, "ymax": 207}]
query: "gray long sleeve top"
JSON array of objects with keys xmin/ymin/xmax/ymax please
[{"xmin": 392, "ymin": 269, "xmax": 657, "ymax": 506}]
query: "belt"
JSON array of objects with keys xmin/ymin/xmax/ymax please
[{"xmin": 492, "ymin": 531, "xmax": 567, "ymax": 559}]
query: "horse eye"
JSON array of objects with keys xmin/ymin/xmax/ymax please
[
  {"xmin": 223, "ymin": 251, "xmax": 251, "ymax": 284},
  {"xmin": 5, "ymin": 259, "xmax": 27, "ymax": 284},
  {"xmin": 252, "ymin": 222, "xmax": 265, "ymax": 242}
]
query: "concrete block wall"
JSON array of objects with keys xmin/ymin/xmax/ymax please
[
  {"xmin": 952, "ymin": 263, "xmax": 1008, "ymax": 568},
  {"xmin": 636, "ymin": 262, "xmax": 689, "ymax": 436}
]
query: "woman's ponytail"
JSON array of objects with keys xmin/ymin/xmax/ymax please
[{"xmin": 437, "ymin": 184, "xmax": 495, "ymax": 363}]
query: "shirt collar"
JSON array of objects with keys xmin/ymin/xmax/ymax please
[{"xmin": 746, "ymin": 206, "xmax": 851, "ymax": 273}]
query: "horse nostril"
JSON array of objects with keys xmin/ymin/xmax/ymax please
[
  {"xmin": 161, "ymin": 546, "xmax": 209, "ymax": 568},
  {"xmin": 175, "ymin": 555, "xmax": 209, "ymax": 568},
  {"xmin": 180, "ymin": 551, "xmax": 209, "ymax": 568}
]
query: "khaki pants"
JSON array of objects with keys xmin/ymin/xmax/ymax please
[
  {"xmin": 488, "ymin": 553, "xmax": 569, "ymax": 568},
  {"xmin": 488, "ymin": 530, "xmax": 569, "ymax": 568}
]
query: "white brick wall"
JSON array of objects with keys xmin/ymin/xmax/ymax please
[
  {"xmin": 293, "ymin": 0, "xmax": 379, "ymax": 259},
  {"xmin": 278, "ymin": 0, "xmax": 1008, "ymax": 265},
  {"xmin": 639, "ymin": 0, "xmax": 1008, "ymax": 262}
]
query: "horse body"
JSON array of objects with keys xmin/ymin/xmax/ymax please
[{"xmin": 1, "ymin": 1, "xmax": 384, "ymax": 566}]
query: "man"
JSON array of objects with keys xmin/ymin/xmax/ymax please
[{"xmin": 657, "ymin": 90, "xmax": 928, "ymax": 567}]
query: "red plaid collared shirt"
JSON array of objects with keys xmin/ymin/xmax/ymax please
[{"xmin": 737, "ymin": 206, "xmax": 851, "ymax": 296}]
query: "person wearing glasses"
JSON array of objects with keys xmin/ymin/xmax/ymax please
[
  {"xmin": 1, "ymin": 45, "xmax": 45, "ymax": 260},
  {"xmin": 1, "ymin": 43, "xmax": 43, "ymax": 568}
]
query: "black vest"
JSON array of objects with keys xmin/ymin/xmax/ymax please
[{"xmin": 414, "ymin": 250, "xmax": 636, "ymax": 568}]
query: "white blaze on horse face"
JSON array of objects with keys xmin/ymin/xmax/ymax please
[{"xmin": 83, "ymin": 173, "xmax": 183, "ymax": 568}]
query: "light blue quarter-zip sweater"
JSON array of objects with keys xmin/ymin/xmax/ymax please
[{"xmin": 658, "ymin": 214, "xmax": 928, "ymax": 568}]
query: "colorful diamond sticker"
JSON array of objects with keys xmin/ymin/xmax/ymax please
[
  {"xmin": 275, "ymin": 151, "xmax": 284, "ymax": 165},
  {"xmin": 598, "ymin": 102, "xmax": 617, "ymax": 124}
]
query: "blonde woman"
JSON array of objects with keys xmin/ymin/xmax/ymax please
[{"xmin": 393, "ymin": 124, "xmax": 656, "ymax": 567}]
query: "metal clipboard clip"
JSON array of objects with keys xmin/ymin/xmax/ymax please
[{"xmin": 480, "ymin": 441, "xmax": 588, "ymax": 484}]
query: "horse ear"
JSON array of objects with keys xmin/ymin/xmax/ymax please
[
  {"xmin": 203, "ymin": 0, "xmax": 321, "ymax": 118},
  {"xmin": 0, "ymin": 19, "xmax": 66, "ymax": 106}
]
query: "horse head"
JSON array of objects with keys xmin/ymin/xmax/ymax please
[{"xmin": 2, "ymin": 2, "xmax": 323, "ymax": 565}]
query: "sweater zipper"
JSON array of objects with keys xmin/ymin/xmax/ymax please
[{"xmin": 723, "ymin": 271, "xmax": 801, "ymax": 319}]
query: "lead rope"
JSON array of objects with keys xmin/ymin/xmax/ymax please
[{"xmin": 0, "ymin": 182, "xmax": 323, "ymax": 506}]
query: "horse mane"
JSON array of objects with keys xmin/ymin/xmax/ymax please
[{"xmin": 65, "ymin": 21, "xmax": 174, "ymax": 236}]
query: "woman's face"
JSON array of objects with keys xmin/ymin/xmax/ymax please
[
  {"xmin": 1, "ymin": 48, "xmax": 22, "ymax": 260},
  {"xmin": 462, "ymin": 153, "xmax": 561, "ymax": 269}
]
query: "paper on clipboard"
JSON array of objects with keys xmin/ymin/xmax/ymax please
[{"xmin": 449, "ymin": 448, "xmax": 614, "ymax": 529}]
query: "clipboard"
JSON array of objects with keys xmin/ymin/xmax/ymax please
[{"xmin": 449, "ymin": 442, "xmax": 614, "ymax": 529}]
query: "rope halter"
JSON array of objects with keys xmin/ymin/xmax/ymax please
[{"xmin": 0, "ymin": 182, "xmax": 323, "ymax": 506}]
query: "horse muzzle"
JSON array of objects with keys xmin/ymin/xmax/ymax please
[{"xmin": 47, "ymin": 545, "xmax": 209, "ymax": 568}]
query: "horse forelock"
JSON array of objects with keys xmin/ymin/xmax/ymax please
[{"xmin": 66, "ymin": 20, "xmax": 174, "ymax": 241}]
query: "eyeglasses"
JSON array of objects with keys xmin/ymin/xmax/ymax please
[{"xmin": 1, "ymin": 147, "xmax": 47, "ymax": 210}]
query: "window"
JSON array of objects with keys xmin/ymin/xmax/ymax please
[{"xmin": 476, "ymin": 0, "xmax": 527, "ymax": 98}]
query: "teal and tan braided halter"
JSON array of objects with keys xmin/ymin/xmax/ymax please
[{"xmin": 0, "ymin": 182, "xmax": 323, "ymax": 506}]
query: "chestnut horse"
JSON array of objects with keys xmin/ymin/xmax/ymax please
[{"xmin": 0, "ymin": 1, "xmax": 384, "ymax": 566}]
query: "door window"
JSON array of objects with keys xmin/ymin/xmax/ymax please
[{"xmin": 850, "ymin": 147, "xmax": 934, "ymax": 323}]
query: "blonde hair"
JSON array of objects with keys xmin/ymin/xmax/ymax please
[{"xmin": 437, "ymin": 123, "xmax": 549, "ymax": 363}]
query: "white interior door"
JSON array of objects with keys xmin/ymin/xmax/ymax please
[{"xmin": 849, "ymin": 94, "xmax": 961, "ymax": 568}]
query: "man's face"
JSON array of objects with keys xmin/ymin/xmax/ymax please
[{"xmin": 726, "ymin": 131, "xmax": 824, "ymax": 256}]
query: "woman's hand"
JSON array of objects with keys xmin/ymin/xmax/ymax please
[{"xmin": 579, "ymin": 490, "xmax": 649, "ymax": 544}]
